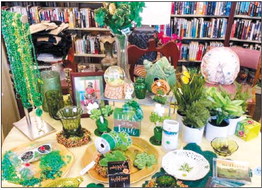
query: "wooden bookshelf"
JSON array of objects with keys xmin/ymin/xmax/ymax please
[
  {"xmin": 182, "ymin": 37, "xmax": 225, "ymax": 41},
  {"xmin": 67, "ymin": 27, "xmax": 110, "ymax": 32},
  {"xmin": 171, "ymin": 14, "xmax": 229, "ymax": 18},
  {"xmin": 230, "ymin": 38, "xmax": 261, "ymax": 44},
  {"xmin": 74, "ymin": 53, "xmax": 117, "ymax": 58},
  {"xmin": 234, "ymin": 15, "xmax": 262, "ymax": 20}
]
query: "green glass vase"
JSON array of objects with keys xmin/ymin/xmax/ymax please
[
  {"xmin": 57, "ymin": 106, "xmax": 83, "ymax": 138},
  {"xmin": 94, "ymin": 117, "xmax": 111, "ymax": 136},
  {"xmin": 134, "ymin": 77, "xmax": 147, "ymax": 99},
  {"xmin": 149, "ymin": 126, "xmax": 163, "ymax": 146},
  {"xmin": 45, "ymin": 90, "xmax": 64, "ymax": 120},
  {"xmin": 41, "ymin": 70, "xmax": 62, "ymax": 112}
]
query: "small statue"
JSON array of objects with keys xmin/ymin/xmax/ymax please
[
  {"xmin": 124, "ymin": 82, "xmax": 134, "ymax": 100},
  {"xmin": 84, "ymin": 82, "xmax": 97, "ymax": 105}
]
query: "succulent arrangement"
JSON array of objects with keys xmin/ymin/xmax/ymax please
[
  {"xmin": 134, "ymin": 152, "xmax": 157, "ymax": 170},
  {"xmin": 94, "ymin": 2, "xmax": 145, "ymax": 35}
]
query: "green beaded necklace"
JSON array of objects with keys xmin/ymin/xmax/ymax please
[{"xmin": 1, "ymin": 11, "xmax": 43, "ymax": 115}]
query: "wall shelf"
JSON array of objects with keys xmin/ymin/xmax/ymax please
[
  {"xmin": 230, "ymin": 38, "xmax": 261, "ymax": 44},
  {"xmin": 182, "ymin": 37, "xmax": 225, "ymax": 40},
  {"xmin": 234, "ymin": 15, "xmax": 262, "ymax": 20},
  {"xmin": 67, "ymin": 27, "xmax": 110, "ymax": 32},
  {"xmin": 171, "ymin": 14, "xmax": 229, "ymax": 18}
]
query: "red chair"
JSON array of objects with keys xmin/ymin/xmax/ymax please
[
  {"xmin": 127, "ymin": 39, "xmax": 180, "ymax": 82},
  {"xmin": 205, "ymin": 47, "xmax": 261, "ymax": 117}
]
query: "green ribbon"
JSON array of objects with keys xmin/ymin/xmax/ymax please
[{"xmin": 101, "ymin": 133, "xmax": 116, "ymax": 149}]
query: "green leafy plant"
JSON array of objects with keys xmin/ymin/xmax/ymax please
[
  {"xmin": 90, "ymin": 105, "xmax": 113, "ymax": 121},
  {"xmin": 95, "ymin": 2, "xmax": 145, "ymax": 35},
  {"xmin": 99, "ymin": 150, "xmax": 127, "ymax": 167},
  {"xmin": 149, "ymin": 112, "xmax": 170, "ymax": 125},
  {"xmin": 134, "ymin": 152, "xmax": 156, "ymax": 170},
  {"xmin": 173, "ymin": 70, "xmax": 206, "ymax": 115},
  {"xmin": 206, "ymin": 87, "xmax": 244, "ymax": 125},
  {"xmin": 183, "ymin": 99, "xmax": 211, "ymax": 128},
  {"xmin": 179, "ymin": 163, "xmax": 193, "ymax": 173}
]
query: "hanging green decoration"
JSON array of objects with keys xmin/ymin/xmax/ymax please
[
  {"xmin": 1, "ymin": 10, "xmax": 43, "ymax": 115},
  {"xmin": 95, "ymin": 2, "xmax": 145, "ymax": 35}
]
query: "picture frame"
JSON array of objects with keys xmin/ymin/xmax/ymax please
[{"xmin": 71, "ymin": 72, "xmax": 105, "ymax": 118}]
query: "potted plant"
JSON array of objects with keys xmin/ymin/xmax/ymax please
[
  {"xmin": 149, "ymin": 104, "xmax": 170, "ymax": 146},
  {"xmin": 173, "ymin": 66, "xmax": 206, "ymax": 128},
  {"xmin": 90, "ymin": 104, "xmax": 113, "ymax": 136},
  {"xmin": 205, "ymin": 87, "xmax": 244, "ymax": 141},
  {"xmin": 182, "ymin": 99, "xmax": 211, "ymax": 144},
  {"xmin": 219, "ymin": 83, "xmax": 250, "ymax": 136}
]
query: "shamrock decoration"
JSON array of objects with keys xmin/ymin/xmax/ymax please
[{"xmin": 95, "ymin": 2, "xmax": 145, "ymax": 35}]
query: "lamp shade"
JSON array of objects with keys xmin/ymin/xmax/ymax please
[{"xmin": 140, "ymin": 2, "xmax": 171, "ymax": 25}]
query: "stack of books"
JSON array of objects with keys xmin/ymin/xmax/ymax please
[
  {"xmin": 231, "ymin": 19, "xmax": 261, "ymax": 42},
  {"xmin": 74, "ymin": 35, "xmax": 101, "ymax": 55},
  {"xmin": 171, "ymin": 2, "xmax": 231, "ymax": 16},
  {"xmin": 180, "ymin": 41, "xmax": 224, "ymax": 61},
  {"xmin": 235, "ymin": 2, "xmax": 262, "ymax": 17},
  {"xmin": 8, "ymin": 5, "xmax": 104, "ymax": 28},
  {"xmin": 170, "ymin": 18, "xmax": 227, "ymax": 38}
]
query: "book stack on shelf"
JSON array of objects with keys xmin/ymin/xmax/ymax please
[
  {"xmin": 171, "ymin": 2, "xmax": 231, "ymax": 16},
  {"xmin": 180, "ymin": 41, "xmax": 224, "ymax": 61},
  {"xmin": 235, "ymin": 1, "xmax": 261, "ymax": 17},
  {"xmin": 74, "ymin": 35, "xmax": 101, "ymax": 55}
]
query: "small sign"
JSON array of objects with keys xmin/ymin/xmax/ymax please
[{"xmin": 108, "ymin": 161, "xmax": 130, "ymax": 187}]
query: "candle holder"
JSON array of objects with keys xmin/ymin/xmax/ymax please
[{"xmin": 64, "ymin": 68, "xmax": 72, "ymax": 94}]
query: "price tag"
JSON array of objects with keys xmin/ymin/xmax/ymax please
[
  {"xmin": 108, "ymin": 161, "xmax": 130, "ymax": 187},
  {"xmin": 121, "ymin": 28, "xmax": 131, "ymax": 35}
]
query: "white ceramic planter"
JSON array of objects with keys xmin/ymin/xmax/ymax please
[
  {"xmin": 205, "ymin": 121, "xmax": 229, "ymax": 141},
  {"xmin": 176, "ymin": 111, "xmax": 185, "ymax": 137},
  {"xmin": 227, "ymin": 116, "xmax": 246, "ymax": 136},
  {"xmin": 162, "ymin": 120, "xmax": 180, "ymax": 152},
  {"xmin": 182, "ymin": 123, "xmax": 205, "ymax": 145}
]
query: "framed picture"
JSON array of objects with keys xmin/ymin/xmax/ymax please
[{"xmin": 71, "ymin": 72, "xmax": 105, "ymax": 117}]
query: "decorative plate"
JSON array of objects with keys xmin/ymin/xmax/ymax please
[
  {"xmin": 2, "ymin": 141, "xmax": 74, "ymax": 187},
  {"xmin": 81, "ymin": 137, "xmax": 159, "ymax": 184},
  {"xmin": 162, "ymin": 150, "xmax": 210, "ymax": 181}
]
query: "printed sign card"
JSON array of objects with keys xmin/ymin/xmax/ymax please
[{"xmin": 108, "ymin": 161, "xmax": 130, "ymax": 187}]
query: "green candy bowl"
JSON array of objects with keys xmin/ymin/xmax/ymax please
[{"xmin": 211, "ymin": 137, "xmax": 239, "ymax": 157}]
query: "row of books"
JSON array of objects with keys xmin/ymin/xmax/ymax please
[
  {"xmin": 235, "ymin": 1, "xmax": 262, "ymax": 17},
  {"xmin": 180, "ymin": 41, "xmax": 224, "ymax": 61},
  {"xmin": 231, "ymin": 19, "xmax": 261, "ymax": 42},
  {"xmin": 74, "ymin": 36, "xmax": 101, "ymax": 55},
  {"xmin": 8, "ymin": 6, "xmax": 104, "ymax": 28},
  {"xmin": 232, "ymin": 43, "xmax": 261, "ymax": 51},
  {"xmin": 171, "ymin": 2, "xmax": 231, "ymax": 16},
  {"xmin": 162, "ymin": 18, "xmax": 228, "ymax": 38}
]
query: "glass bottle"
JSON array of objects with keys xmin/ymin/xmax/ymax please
[{"xmin": 134, "ymin": 77, "xmax": 147, "ymax": 99}]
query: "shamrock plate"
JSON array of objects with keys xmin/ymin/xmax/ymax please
[{"xmin": 162, "ymin": 150, "xmax": 210, "ymax": 181}]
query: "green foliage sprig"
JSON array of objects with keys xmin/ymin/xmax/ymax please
[
  {"xmin": 90, "ymin": 105, "xmax": 113, "ymax": 121},
  {"xmin": 149, "ymin": 112, "xmax": 170, "ymax": 125},
  {"xmin": 183, "ymin": 99, "xmax": 211, "ymax": 128},
  {"xmin": 95, "ymin": 2, "xmax": 145, "ymax": 35}
]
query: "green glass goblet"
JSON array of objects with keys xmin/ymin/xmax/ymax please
[
  {"xmin": 149, "ymin": 126, "xmax": 163, "ymax": 146},
  {"xmin": 57, "ymin": 106, "xmax": 83, "ymax": 138}
]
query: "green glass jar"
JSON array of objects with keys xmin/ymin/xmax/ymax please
[
  {"xmin": 134, "ymin": 77, "xmax": 147, "ymax": 99},
  {"xmin": 57, "ymin": 106, "xmax": 83, "ymax": 138},
  {"xmin": 95, "ymin": 117, "xmax": 111, "ymax": 136},
  {"xmin": 45, "ymin": 90, "xmax": 64, "ymax": 120},
  {"xmin": 41, "ymin": 70, "xmax": 62, "ymax": 112}
]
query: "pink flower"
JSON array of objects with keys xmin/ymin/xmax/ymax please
[
  {"xmin": 247, "ymin": 120, "xmax": 253, "ymax": 124},
  {"xmin": 238, "ymin": 131, "xmax": 244, "ymax": 137},
  {"xmin": 86, "ymin": 88, "xmax": 95, "ymax": 94}
]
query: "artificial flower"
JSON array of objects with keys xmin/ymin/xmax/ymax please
[
  {"xmin": 154, "ymin": 103, "xmax": 165, "ymax": 116},
  {"xmin": 181, "ymin": 75, "xmax": 190, "ymax": 84},
  {"xmin": 86, "ymin": 102, "xmax": 99, "ymax": 114}
]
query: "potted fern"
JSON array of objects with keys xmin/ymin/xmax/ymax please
[
  {"xmin": 182, "ymin": 99, "xmax": 211, "ymax": 144},
  {"xmin": 205, "ymin": 87, "xmax": 244, "ymax": 141},
  {"xmin": 173, "ymin": 66, "xmax": 206, "ymax": 130}
]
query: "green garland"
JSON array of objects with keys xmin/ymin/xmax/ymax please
[
  {"xmin": 95, "ymin": 2, "xmax": 145, "ymax": 35},
  {"xmin": 1, "ymin": 11, "xmax": 43, "ymax": 115}
]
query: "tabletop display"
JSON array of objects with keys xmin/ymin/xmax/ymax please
[{"xmin": 1, "ymin": 3, "xmax": 261, "ymax": 188}]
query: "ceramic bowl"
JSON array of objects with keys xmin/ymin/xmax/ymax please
[{"xmin": 211, "ymin": 137, "xmax": 239, "ymax": 157}]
